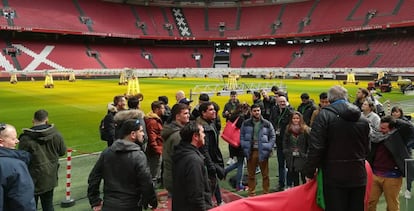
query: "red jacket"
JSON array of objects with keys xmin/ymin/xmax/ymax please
[{"xmin": 144, "ymin": 112, "xmax": 163, "ymax": 155}]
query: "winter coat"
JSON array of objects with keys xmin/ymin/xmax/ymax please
[
  {"xmin": 283, "ymin": 127, "xmax": 310, "ymax": 172},
  {"xmin": 161, "ymin": 121, "xmax": 184, "ymax": 193},
  {"xmin": 262, "ymin": 96, "xmax": 274, "ymax": 120},
  {"xmin": 0, "ymin": 147, "xmax": 36, "ymax": 211},
  {"xmin": 297, "ymin": 101, "xmax": 317, "ymax": 126},
  {"xmin": 368, "ymin": 127, "xmax": 414, "ymax": 177},
  {"xmin": 172, "ymin": 142, "xmax": 212, "ymax": 211},
  {"xmin": 101, "ymin": 103, "xmax": 118, "ymax": 144},
  {"xmin": 394, "ymin": 118, "xmax": 414, "ymax": 148},
  {"xmin": 240, "ymin": 116, "xmax": 276, "ymax": 162},
  {"xmin": 196, "ymin": 117, "xmax": 225, "ymax": 179},
  {"xmin": 303, "ymin": 100, "xmax": 370, "ymax": 187},
  {"xmin": 222, "ymin": 99, "xmax": 240, "ymax": 120},
  {"xmin": 269, "ymin": 105, "xmax": 294, "ymax": 148},
  {"xmin": 87, "ymin": 139, "xmax": 157, "ymax": 211},
  {"xmin": 19, "ymin": 124, "xmax": 66, "ymax": 195},
  {"xmin": 144, "ymin": 111, "xmax": 164, "ymax": 156}
]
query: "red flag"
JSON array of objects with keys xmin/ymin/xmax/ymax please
[
  {"xmin": 210, "ymin": 161, "xmax": 373, "ymax": 211},
  {"xmin": 210, "ymin": 179, "xmax": 322, "ymax": 211}
]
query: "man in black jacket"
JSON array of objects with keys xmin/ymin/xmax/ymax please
[
  {"xmin": 100, "ymin": 95, "xmax": 127, "ymax": 146},
  {"xmin": 368, "ymin": 115, "xmax": 414, "ymax": 211},
  {"xmin": 88, "ymin": 119, "xmax": 157, "ymax": 211},
  {"xmin": 196, "ymin": 102, "xmax": 225, "ymax": 205},
  {"xmin": 270, "ymin": 95, "xmax": 294, "ymax": 191},
  {"xmin": 297, "ymin": 92, "xmax": 317, "ymax": 126},
  {"xmin": 172, "ymin": 121, "xmax": 212, "ymax": 211},
  {"xmin": 303, "ymin": 85, "xmax": 370, "ymax": 211}
]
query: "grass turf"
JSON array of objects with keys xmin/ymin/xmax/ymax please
[{"xmin": 1, "ymin": 77, "xmax": 413, "ymax": 210}]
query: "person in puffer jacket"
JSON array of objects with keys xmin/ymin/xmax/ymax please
[
  {"xmin": 1, "ymin": 123, "xmax": 36, "ymax": 211},
  {"xmin": 240, "ymin": 104, "xmax": 276, "ymax": 197}
]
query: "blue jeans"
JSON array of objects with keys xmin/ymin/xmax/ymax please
[
  {"xmin": 225, "ymin": 156, "xmax": 245, "ymax": 189},
  {"xmin": 276, "ymin": 147, "xmax": 289, "ymax": 188},
  {"xmin": 35, "ymin": 189, "xmax": 54, "ymax": 211}
]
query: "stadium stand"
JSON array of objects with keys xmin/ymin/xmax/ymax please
[
  {"xmin": 6, "ymin": 40, "xmax": 101, "ymax": 70},
  {"xmin": 368, "ymin": 34, "xmax": 414, "ymax": 67},
  {"xmin": 1, "ymin": 0, "xmax": 414, "ymax": 75},
  {"xmin": 231, "ymin": 45, "xmax": 300, "ymax": 68},
  {"xmin": 351, "ymin": 0, "xmax": 399, "ymax": 25},
  {"xmin": 77, "ymin": 0, "xmax": 140, "ymax": 35},
  {"xmin": 9, "ymin": 0, "xmax": 84, "ymax": 31},
  {"xmin": 2, "ymin": 0, "xmax": 414, "ymax": 39},
  {"xmin": 180, "ymin": 7, "xmax": 208, "ymax": 37},
  {"xmin": 238, "ymin": 5, "xmax": 281, "ymax": 36},
  {"xmin": 275, "ymin": 1, "xmax": 314, "ymax": 35},
  {"xmin": 288, "ymin": 38, "xmax": 369, "ymax": 68},
  {"xmin": 206, "ymin": 7, "xmax": 239, "ymax": 37},
  {"xmin": 303, "ymin": 0, "xmax": 361, "ymax": 33}
]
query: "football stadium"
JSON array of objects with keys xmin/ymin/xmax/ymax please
[{"xmin": 0, "ymin": 0, "xmax": 414, "ymax": 210}]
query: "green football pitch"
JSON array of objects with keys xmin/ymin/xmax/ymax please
[{"xmin": 0, "ymin": 77, "xmax": 413, "ymax": 210}]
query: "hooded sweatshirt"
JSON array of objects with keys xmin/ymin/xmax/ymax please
[{"xmin": 18, "ymin": 124, "xmax": 66, "ymax": 194}]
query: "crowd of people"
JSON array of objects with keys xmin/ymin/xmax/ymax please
[
  {"xmin": 1, "ymin": 84, "xmax": 413, "ymax": 211},
  {"xmin": 87, "ymin": 85, "xmax": 414, "ymax": 211}
]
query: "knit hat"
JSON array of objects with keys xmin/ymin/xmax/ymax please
[{"xmin": 199, "ymin": 93, "xmax": 210, "ymax": 102}]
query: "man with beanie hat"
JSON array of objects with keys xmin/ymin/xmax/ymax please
[
  {"xmin": 297, "ymin": 93, "xmax": 317, "ymax": 126},
  {"xmin": 191, "ymin": 93, "xmax": 210, "ymax": 120}
]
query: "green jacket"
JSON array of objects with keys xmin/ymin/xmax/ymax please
[
  {"xmin": 161, "ymin": 121, "xmax": 183, "ymax": 193},
  {"xmin": 19, "ymin": 124, "xmax": 66, "ymax": 194}
]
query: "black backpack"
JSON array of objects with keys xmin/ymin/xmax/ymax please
[{"xmin": 99, "ymin": 113, "xmax": 113, "ymax": 142}]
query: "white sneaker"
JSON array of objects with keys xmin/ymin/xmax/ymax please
[
  {"xmin": 405, "ymin": 190, "xmax": 411, "ymax": 199},
  {"xmin": 219, "ymin": 201, "xmax": 226, "ymax": 206},
  {"xmin": 226, "ymin": 158, "xmax": 234, "ymax": 166}
]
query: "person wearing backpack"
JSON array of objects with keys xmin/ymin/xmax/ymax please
[{"xmin": 100, "ymin": 95, "xmax": 126, "ymax": 146}]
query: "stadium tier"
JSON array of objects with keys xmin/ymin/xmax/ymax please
[
  {"xmin": 1, "ymin": 32, "xmax": 414, "ymax": 71},
  {"xmin": 1, "ymin": 0, "xmax": 414, "ymax": 73},
  {"xmin": 1, "ymin": 0, "xmax": 414, "ymax": 39}
]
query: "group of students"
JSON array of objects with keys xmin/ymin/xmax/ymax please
[
  {"xmin": 0, "ymin": 110, "xmax": 67, "ymax": 211},
  {"xmin": 2, "ymin": 86, "xmax": 413, "ymax": 211},
  {"xmin": 89, "ymin": 92, "xmax": 228, "ymax": 210},
  {"xmin": 88, "ymin": 86, "xmax": 414, "ymax": 210},
  {"xmin": 220, "ymin": 85, "xmax": 414, "ymax": 211}
]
